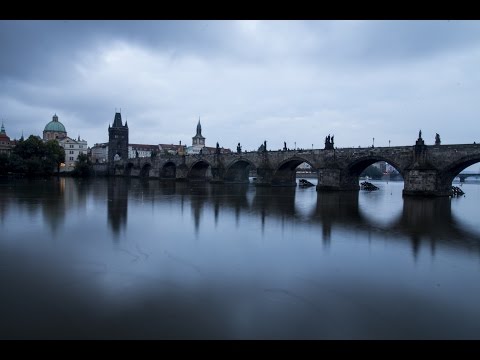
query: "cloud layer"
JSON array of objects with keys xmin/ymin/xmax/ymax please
[{"xmin": 2, "ymin": 20, "xmax": 480, "ymax": 153}]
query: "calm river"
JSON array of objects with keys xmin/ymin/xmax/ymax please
[{"xmin": 1, "ymin": 177, "xmax": 480, "ymax": 339}]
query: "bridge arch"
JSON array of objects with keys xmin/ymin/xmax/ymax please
[
  {"xmin": 347, "ymin": 156, "xmax": 404, "ymax": 178},
  {"xmin": 160, "ymin": 161, "xmax": 176, "ymax": 179},
  {"xmin": 224, "ymin": 159, "xmax": 256, "ymax": 183},
  {"xmin": 272, "ymin": 156, "xmax": 316, "ymax": 186},
  {"xmin": 339, "ymin": 156, "xmax": 405, "ymax": 192},
  {"xmin": 139, "ymin": 163, "xmax": 152, "ymax": 178},
  {"xmin": 440, "ymin": 154, "xmax": 480, "ymax": 186},
  {"xmin": 187, "ymin": 160, "xmax": 212, "ymax": 181}
]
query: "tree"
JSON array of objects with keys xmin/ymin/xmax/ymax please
[
  {"xmin": 11, "ymin": 135, "xmax": 50, "ymax": 176},
  {"xmin": 360, "ymin": 165, "xmax": 383, "ymax": 179},
  {"xmin": 72, "ymin": 153, "xmax": 92, "ymax": 177},
  {"xmin": 45, "ymin": 140, "xmax": 65, "ymax": 174},
  {"xmin": 0, "ymin": 153, "xmax": 10, "ymax": 175}
]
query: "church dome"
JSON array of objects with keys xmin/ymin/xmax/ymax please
[{"xmin": 44, "ymin": 114, "xmax": 66, "ymax": 133}]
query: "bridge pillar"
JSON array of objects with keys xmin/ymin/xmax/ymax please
[
  {"xmin": 210, "ymin": 166, "xmax": 225, "ymax": 184},
  {"xmin": 255, "ymin": 167, "xmax": 274, "ymax": 186},
  {"xmin": 175, "ymin": 164, "xmax": 189, "ymax": 181},
  {"xmin": 316, "ymin": 168, "xmax": 358, "ymax": 192},
  {"xmin": 402, "ymin": 169, "xmax": 450, "ymax": 197}
]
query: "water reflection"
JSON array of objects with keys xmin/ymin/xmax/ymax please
[
  {"xmin": 107, "ymin": 178, "xmax": 129, "ymax": 240},
  {"xmin": 2, "ymin": 178, "xmax": 480, "ymax": 339},
  {"xmin": 103, "ymin": 179, "xmax": 480, "ymax": 256},
  {"xmin": 3, "ymin": 178, "xmax": 480, "ymax": 258}
]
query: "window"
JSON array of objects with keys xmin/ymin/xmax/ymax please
[
  {"xmin": 69, "ymin": 157, "xmax": 74, "ymax": 161},
  {"xmin": 79, "ymin": 145, "xmax": 83, "ymax": 148},
  {"xmin": 69, "ymin": 150, "xmax": 74, "ymax": 154},
  {"xmin": 70, "ymin": 145, "xmax": 74, "ymax": 148}
]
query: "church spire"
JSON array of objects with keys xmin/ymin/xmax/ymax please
[
  {"xmin": 0, "ymin": 121, "xmax": 5, "ymax": 135},
  {"xmin": 196, "ymin": 117, "xmax": 202, "ymax": 136}
]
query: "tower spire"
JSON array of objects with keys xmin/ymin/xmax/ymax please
[{"xmin": 196, "ymin": 116, "xmax": 202, "ymax": 136}]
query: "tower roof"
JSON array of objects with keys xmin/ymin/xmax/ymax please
[
  {"xmin": 44, "ymin": 114, "xmax": 66, "ymax": 133},
  {"xmin": 196, "ymin": 117, "xmax": 202, "ymax": 136},
  {"xmin": 0, "ymin": 122, "xmax": 10, "ymax": 141},
  {"xmin": 112, "ymin": 112, "xmax": 124, "ymax": 127}
]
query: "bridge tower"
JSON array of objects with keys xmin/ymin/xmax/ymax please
[{"xmin": 108, "ymin": 112, "xmax": 129, "ymax": 170}]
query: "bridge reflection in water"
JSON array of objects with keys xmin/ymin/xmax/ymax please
[
  {"xmin": 102, "ymin": 179, "xmax": 480, "ymax": 259},
  {"xmin": 2, "ymin": 177, "xmax": 480, "ymax": 339}
]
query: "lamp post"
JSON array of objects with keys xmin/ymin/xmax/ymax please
[
  {"xmin": 373, "ymin": 138, "xmax": 375, "ymax": 148},
  {"xmin": 389, "ymin": 140, "xmax": 390, "ymax": 147},
  {"xmin": 294, "ymin": 141, "xmax": 296, "ymax": 150}
]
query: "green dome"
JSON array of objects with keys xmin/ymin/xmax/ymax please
[{"xmin": 44, "ymin": 114, "xmax": 66, "ymax": 133}]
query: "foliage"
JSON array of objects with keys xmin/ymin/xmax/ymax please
[
  {"xmin": 0, "ymin": 153, "xmax": 10, "ymax": 175},
  {"xmin": 71, "ymin": 153, "xmax": 92, "ymax": 177},
  {"xmin": 360, "ymin": 165, "xmax": 384, "ymax": 179},
  {"xmin": 1, "ymin": 136, "xmax": 66, "ymax": 176},
  {"xmin": 45, "ymin": 139, "xmax": 66, "ymax": 174}
]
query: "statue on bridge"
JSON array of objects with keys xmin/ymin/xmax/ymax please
[
  {"xmin": 324, "ymin": 134, "xmax": 334, "ymax": 150},
  {"xmin": 258, "ymin": 140, "xmax": 267, "ymax": 152},
  {"xmin": 237, "ymin": 142, "xmax": 242, "ymax": 153},
  {"xmin": 216, "ymin": 142, "xmax": 220, "ymax": 154},
  {"xmin": 435, "ymin": 133, "xmax": 441, "ymax": 145},
  {"xmin": 415, "ymin": 129, "xmax": 425, "ymax": 146},
  {"xmin": 283, "ymin": 141, "xmax": 287, "ymax": 151}
]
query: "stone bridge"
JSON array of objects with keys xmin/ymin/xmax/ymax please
[{"xmin": 109, "ymin": 142, "xmax": 480, "ymax": 196}]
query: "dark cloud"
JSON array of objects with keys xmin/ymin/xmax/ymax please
[
  {"xmin": 1, "ymin": 20, "xmax": 480, "ymax": 154},
  {"xmin": 0, "ymin": 20, "xmax": 231, "ymax": 81}
]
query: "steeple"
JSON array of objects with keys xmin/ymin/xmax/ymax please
[
  {"xmin": 53, "ymin": 113, "xmax": 58, "ymax": 122},
  {"xmin": 192, "ymin": 117, "xmax": 205, "ymax": 147},
  {"xmin": 0, "ymin": 121, "xmax": 5, "ymax": 135},
  {"xmin": 196, "ymin": 117, "xmax": 202, "ymax": 136}
]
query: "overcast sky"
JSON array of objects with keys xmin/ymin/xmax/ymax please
[{"xmin": 1, "ymin": 20, "xmax": 480, "ymax": 153}]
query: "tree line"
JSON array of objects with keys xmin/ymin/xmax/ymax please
[{"xmin": 0, "ymin": 135, "xmax": 92, "ymax": 177}]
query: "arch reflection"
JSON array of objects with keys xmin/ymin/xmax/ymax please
[{"xmin": 85, "ymin": 179, "xmax": 480, "ymax": 258}]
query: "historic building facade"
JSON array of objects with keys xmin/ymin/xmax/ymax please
[
  {"xmin": 59, "ymin": 136, "xmax": 88, "ymax": 171},
  {"xmin": 129, "ymin": 144, "xmax": 159, "ymax": 159},
  {"xmin": 91, "ymin": 142, "xmax": 109, "ymax": 163},
  {"xmin": 0, "ymin": 122, "xmax": 14, "ymax": 155}
]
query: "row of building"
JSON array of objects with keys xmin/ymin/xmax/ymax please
[
  {"xmin": 1, "ymin": 112, "xmax": 231, "ymax": 171},
  {"xmin": 91, "ymin": 113, "xmax": 231, "ymax": 164},
  {"xmin": 1, "ymin": 114, "xmax": 88, "ymax": 172}
]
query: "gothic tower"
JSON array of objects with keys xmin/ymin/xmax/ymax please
[
  {"xmin": 192, "ymin": 117, "xmax": 205, "ymax": 146},
  {"xmin": 108, "ymin": 112, "xmax": 129, "ymax": 164}
]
